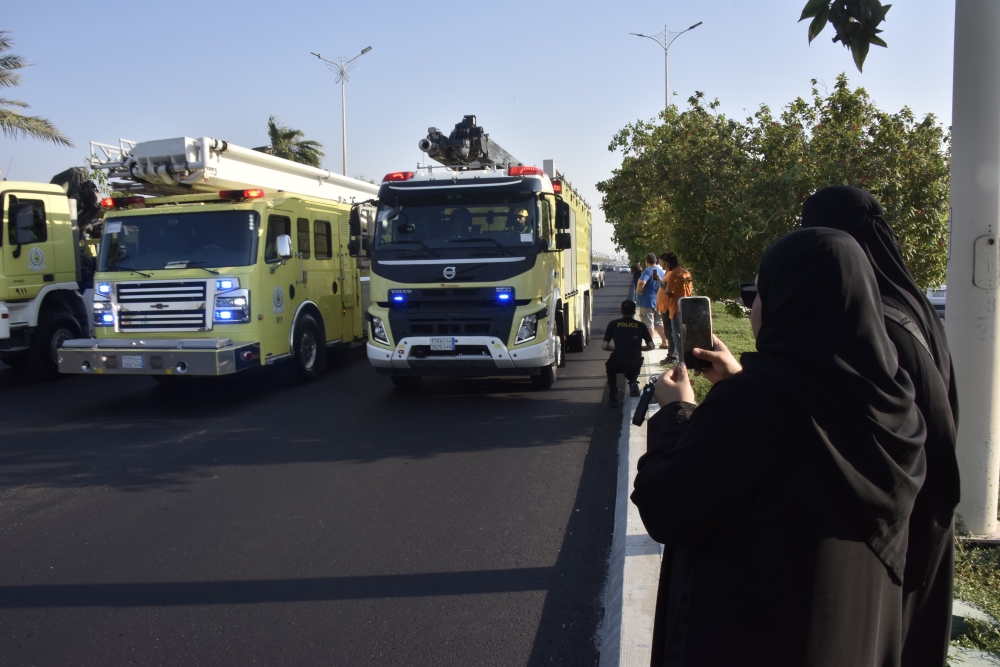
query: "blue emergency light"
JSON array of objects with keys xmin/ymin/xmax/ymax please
[
  {"xmin": 101, "ymin": 313, "xmax": 114, "ymax": 324},
  {"xmin": 97, "ymin": 283, "xmax": 111, "ymax": 295}
]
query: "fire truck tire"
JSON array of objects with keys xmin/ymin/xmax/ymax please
[
  {"xmin": 0, "ymin": 353, "xmax": 26, "ymax": 369},
  {"xmin": 531, "ymin": 362, "xmax": 557, "ymax": 389},
  {"xmin": 293, "ymin": 314, "xmax": 322, "ymax": 381},
  {"xmin": 583, "ymin": 300, "xmax": 592, "ymax": 345},
  {"xmin": 28, "ymin": 309, "xmax": 81, "ymax": 379},
  {"xmin": 390, "ymin": 376, "xmax": 421, "ymax": 390},
  {"xmin": 567, "ymin": 331, "xmax": 585, "ymax": 353}
]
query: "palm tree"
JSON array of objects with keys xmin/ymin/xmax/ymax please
[
  {"xmin": 254, "ymin": 116, "xmax": 324, "ymax": 168},
  {"xmin": 0, "ymin": 31, "xmax": 72, "ymax": 147}
]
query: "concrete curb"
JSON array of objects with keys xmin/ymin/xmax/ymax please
[{"xmin": 599, "ymin": 348, "xmax": 670, "ymax": 667}]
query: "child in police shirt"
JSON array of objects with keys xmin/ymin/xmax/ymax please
[{"xmin": 602, "ymin": 300, "xmax": 655, "ymax": 407}]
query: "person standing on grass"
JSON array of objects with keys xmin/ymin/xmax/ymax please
[
  {"xmin": 602, "ymin": 299, "xmax": 655, "ymax": 407},
  {"xmin": 658, "ymin": 252, "xmax": 693, "ymax": 365},
  {"xmin": 635, "ymin": 253, "xmax": 669, "ymax": 350},
  {"xmin": 655, "ymin": 253, "xmax": 676, "ymax": 361},
  {"xmin": 632, "ymin": 228, "xmax": 926, "ymax": 666},
  {"xmin": 802, "ymin": 186, "xmax": 959, "ymax": 667}
]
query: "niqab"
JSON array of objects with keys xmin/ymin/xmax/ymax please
[
  {"xmin": 801, "ymin": 186, "xmax": 952, "ymax": 385},
  {"xmin": 745, "ymin": 227, "xmax": 926, "ymax": 581}
]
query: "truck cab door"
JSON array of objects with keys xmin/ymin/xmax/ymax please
[
  {"xmin": 304, "ymin": 212, "xmax": 342, "ymax": 343},
  {"xmin": 338, "ymin": 213, "xmax": 359, "ymax": 341},
  {"xmin": 261, "ymin": 212, "xmax": 297, "ymax": 361},
  {"xmin": 3, "ymin": 192, "xmax": 57, "ymax": 300}
]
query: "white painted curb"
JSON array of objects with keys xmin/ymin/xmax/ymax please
[{"xmin": 599, "ymin": 349, "xmax": 668, "ymax": 667}]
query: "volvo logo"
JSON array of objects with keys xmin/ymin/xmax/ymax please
[
  {"xmin": 442, "ymin": 266, "xmax": 457, "ymax": 280},
  {"xmin": 149, "ymin": 303, "xmax": 168, "ymax": 310}
]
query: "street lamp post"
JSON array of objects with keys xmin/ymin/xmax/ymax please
[
  {"xmin": 631, "ymin": 22, "xmax": 702, "ymax": 110},
  {"xmin": 311, "ymin": 46, "xmax": 372, "ymax": 176}
]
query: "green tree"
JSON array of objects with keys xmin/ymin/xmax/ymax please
[
  {"xmin": 0, "ymin": 30, "xmax": 72, "ymax": 146},
  {"xmin": 799, "ymin": 0, "xmax": 891, "ymax": 72},
  {"xmin": 597, "ymin": 74, "xmax": 950, "ymax": 301},
  {"xmin": 254, "ymin": 116, "xmax": 324, "ymax": 167}
]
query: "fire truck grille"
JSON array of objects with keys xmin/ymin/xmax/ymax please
[{"xmin": 116, "ymin": 281, "xmax": 208, "ymax": 331}]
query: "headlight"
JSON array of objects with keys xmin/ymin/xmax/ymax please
[
  {"xmin": 93, "ymin": 300, "xmax": 114, "ymax": 327},
  {"xmin": 371, "ymin": 316, "xmax": 389, "ymax": 345},
  {"xmin": 515, "ymin": 313, "xmax": 538, "ymax": 344},
  {"xmin": 214, "ymin": 289, "xmax": 250, "ymax": 323}
]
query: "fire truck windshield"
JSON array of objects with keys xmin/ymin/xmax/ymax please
[
  {"xmin": 374, "ymin": 193, "xmax": 540, "ymax": 250},
  {"xmin": 99, "ymin": 210, "xmax": 260, "ymax": 272}
]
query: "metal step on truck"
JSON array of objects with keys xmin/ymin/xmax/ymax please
[
  {"xmin": 57, "ymin": 136, "xmax": 378, "ymax": 381},
  {"xmin": 1, "ymin": 168, "xmax": 103, "ymax": 377}
]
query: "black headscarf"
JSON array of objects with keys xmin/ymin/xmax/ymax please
[
  {"xmin": 801, "ymin": 186, "xmax": 952, "ymax": 386},
  {"xmin": 744, "ymin": 227, "xmax": 926, "ymax": 582}
]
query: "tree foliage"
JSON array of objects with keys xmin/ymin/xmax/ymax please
[
  {"xmin": 799, "ymin": 0, "xmax": 890, "ymax": 72},
  {"xmin": 254, "ymin": 116, "xmax": 325, "ymax": 168},
  {"xmin": 597, "ymin": 74, "xmax": 950, "ymax": 300},
  {"xmin": 0, "ymin": 30, "xmax": 72, "ymax": 147}
]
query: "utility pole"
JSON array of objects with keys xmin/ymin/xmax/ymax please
[
  {"xmin": 947, "ymin": 0, "xmax": 1000, "ymax": 537},
  {"xmin": 631, "ymin": 22, "xmax": 702, "ymax": 110},
  {"xmin": 311, "ymin": 46, "xmax": 372, "ymax": 176}
]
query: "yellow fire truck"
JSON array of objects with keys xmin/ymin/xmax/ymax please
[
  {"xmin": 354, "ymin": 116, "xmax": 593, "ymax": 389},
  {"xmin": 58, "ymin": 137, "xmax": 378, "ymax": 380}
]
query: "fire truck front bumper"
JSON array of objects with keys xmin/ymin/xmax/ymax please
[
  {"xmin": 367, "ymin": 335, "xmax": 558, "ymax": 377},
  {"xmin": 58, "ymin": 338, "xmax": 261, "ymax": 376}
]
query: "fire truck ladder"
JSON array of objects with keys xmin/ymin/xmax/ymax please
[{"xmin": 417, "ymin": 115, "xmax": 519, "ymax": 169}]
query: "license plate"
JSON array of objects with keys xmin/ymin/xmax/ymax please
[
  {"xmin": 430, "ymin": 337, "xmax": 455, "ymax": 351},
  {"xmin": 122, "ymin": 355, "xmax": 145, "ymax": 369}
]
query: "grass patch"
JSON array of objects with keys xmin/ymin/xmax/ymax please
[
  {"xmin": 691, "ymin": 302, "xmax": 756, "ymax": 403},
  {"xmin": 953, "ymin": 540, "xmax": 1000, "ymax": 653}
]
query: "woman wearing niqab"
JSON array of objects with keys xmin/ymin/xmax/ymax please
[
  {"xmin": 631, "ymin": 228, "xmax": 926, "ymax": 666},
  {"xmin": 802, "ymin": 186, "xmax": 959, "ymax": 667}
]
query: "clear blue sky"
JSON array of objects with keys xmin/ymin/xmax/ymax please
[{"xmin": 2, "ymin": 0, "xmax": 955, "ymax": 256}]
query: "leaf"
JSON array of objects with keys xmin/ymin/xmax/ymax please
[
  {"xmin": 799, "ymin": 0, "xmax": 829, "ymax": 21},
  {"xmin": 808, "ymin": 6, "xmax": 831, "ymax": 43},
  {"xmin": 870, "ymin": 34, "xmax": 888, "ymax": 48},
  {"xmin": 852, "ymin": 38, "xmax": 871, "ymax": 71}
]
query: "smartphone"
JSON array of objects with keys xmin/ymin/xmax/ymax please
[{"xmin": 679, "ymin": 296, "xmax": 713, "ymax": 370}]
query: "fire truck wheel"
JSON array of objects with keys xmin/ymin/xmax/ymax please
[
  {"xmin": 293, "ymin": 314, "xmax": 322, "ymax": 381},
  {"xmin": 531, "ymin": 362, "xmax": 557, "ymax": 389},
  {"xmin": 28, "ymin": 309, "xmax": 81, "ymax": 379},
  {"xmin": 390, "ymin": 376, "xmax": 421, "ymax": 390},
  {"xmin": 1, "ymin": 353, "xmax": 26, "ymax": 369},
  {"xmin": 583, "ymin": 300, "xmax": 591, "ymax": 345}
]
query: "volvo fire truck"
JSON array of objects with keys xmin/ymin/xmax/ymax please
[
  {"xmin": 58, "ymin": 137, "xmax": 378, "ymax": 380},
  {"xmin": 354, "ymin": 116, "xmax": 593, "ymax": 389}
]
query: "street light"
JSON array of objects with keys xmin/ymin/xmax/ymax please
[
  {"xmin": 631, "ymin": 22, "xmax": 702, "ymax": 110},
  {"xmin": 311, "ymin": 46, "xmax": 373, "ymax": 176}
]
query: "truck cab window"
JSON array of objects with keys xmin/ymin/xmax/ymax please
[
  {"xmin": 265, "ymin": 215, "xmax": 291, "ymax": 262},
  {"xmin": 297, "ymin": 218, "xmax": 311, "ymax": 259},
  {"xmin": 7, "ymin": 198, "xmax": 47, "ymax": 245},
  {"xmin": 315, "ymin": 220, "xmax": 332, "ymax": 259}
]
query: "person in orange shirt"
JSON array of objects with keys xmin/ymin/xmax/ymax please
[
  {"xmin": 656, "ymin": 253, "xmax": 676, "ymax": 359},
  {"xmin": 659, "ymin": 252, "xmax": 693, "ymax": 365}
]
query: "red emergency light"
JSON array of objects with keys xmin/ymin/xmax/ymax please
[
  {"xmin": 382, "ymin": 171, "xmax": 415, "ymax": 182},
  {"xmin": 219, "ymin": 189, "xmax": 265, "ymax": 201},
  {"xmin": 509, "ymin": 166, "xmax": 544, "ymax": 177},
  {"xmin": 552, "ymin": 180, "xmax": 563, "ymax": 194},
  {"xmin": 101, "ymin": 196, "xmax": 146, "ymax": 209}
]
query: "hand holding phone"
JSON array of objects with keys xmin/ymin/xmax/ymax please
[
  {"xmin": 692, "ymin": 335, "xmax": 742, "ymax": 384},
  {"xmin": 679, "ymin": 296, "xmax": 713, "ymax": 370}
]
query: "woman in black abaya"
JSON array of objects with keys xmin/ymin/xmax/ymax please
[
  {"xmin": 631, "ymin": 228, "xmax": 926, "ymax": 666},
  {"xmin": 802, "ymin": 186, "xmax": 959, "ymax": 667}
]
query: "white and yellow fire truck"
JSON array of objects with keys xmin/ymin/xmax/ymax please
[
  {"xmin": 58, "ymin": 137, "xmax": 378, "ymax": 380},
  {"xmin": 353, "ymin": 116, "xmax": 593, "ymax": 389}
]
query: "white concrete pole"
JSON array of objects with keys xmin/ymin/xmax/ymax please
[
  {"xmin": 341, "ymin": 80, "xmax": 348, "ymax": 177},
  {"xmin": 947, "ymin": 0, "xmax": 1000, "ymax": 537}
]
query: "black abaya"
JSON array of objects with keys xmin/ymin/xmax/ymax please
[
  {"xmin": 632, "ymin": 228, "xmax": 926, "ymax": 666},
  {"xmin": 803, "ymin": 186, "xmax": 960, "ymax": 667}
]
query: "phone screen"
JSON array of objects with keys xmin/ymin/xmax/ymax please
[{"xmin": 680, "ymin": 297, "xmax": 713, "ymax": 370}]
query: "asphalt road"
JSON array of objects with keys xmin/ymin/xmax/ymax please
[{"xmin": 0, "ymin": 273, "xmax": 633, "ymax": 666}]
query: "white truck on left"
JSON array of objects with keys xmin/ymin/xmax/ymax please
[{"xmin": 1, "ymin": 169, "xmax": 102, "ymax": 377}]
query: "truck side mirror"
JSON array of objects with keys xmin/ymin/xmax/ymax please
[
  {"xmin": 11, "ymin": 202, "xmax": 37, "ymax": 245},
  {"xmin": 555, "ymin": 200, "xmax": 571, "ymax": 230},
  {"xmin": 555, "ymin": 232, "xmax": 572, "ymax": 250},
  {"xmin": 349, "ymin": 206, "xmax": 362, "ymax": 236},
  {"xmin": 276, "ymin": 234, "xmax": 293, "ymax": 259},
  {"xmin": 348, "ymin": 239, "xmax": 360, "ymax": 257}
]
